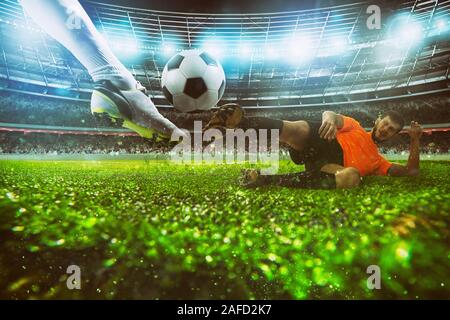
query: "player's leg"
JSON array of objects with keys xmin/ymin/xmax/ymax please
[
  {"xmin": 242, "ymin": 164, "xmax": 360, "ymax": 189},
  {"xmin": 242, "ymin": 169, "xmax": 336, "ymax": 189},
  {"xmin": 204, "ymin": 103, "xmax": 311, "ymax": 151},
  {"xmin": 19, "ymin": 0, "xmax": 185, "ymax": 139},
  {"xmin": 242, "ymin": 134, "xmax": 358, "ymax": 189},
  {"xmin": 321, "ymin": 164, "xmax": 361, "ymax": 189},
  {"xmin": 278, "ymin": 120, "xmax": 312, "ymax": 151}
]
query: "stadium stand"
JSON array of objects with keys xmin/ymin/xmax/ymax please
[
  {"xmin": 0, "ymin": 0, "xmax": 449, "ymax": 154},
  {"xmin": 0, "ymin": 89, "xmax": 449, "ymax": 128}
]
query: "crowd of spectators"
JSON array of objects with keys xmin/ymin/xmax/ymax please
[
  {"xmin": 241, "ymin": 94, "xmax": 450, "ymax": 127},
  {"xmin": 0, "ymin": 132, "xmax": 173, "ymax": 155},
  {"xmin": 0, "ymin": 130, "xmax": 448, "ymax": 155},
  {"xmin": 0, "ymin": 91, "xmax": 113, "ymax": 128},
  {"xmin": 379, "ymin": 131, "xmax": 449, "ymax": 154},
  {"xmin": 0, "ymin": 90, "xmax": 449, "ymax": 131}
]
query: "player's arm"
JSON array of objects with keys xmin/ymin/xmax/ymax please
[
  {"xmin": 319, "ymin": 111, "xmax": 344, "ymax": 141},
  {"xmin": 388, "ymin": 121, "xmax": 423, "ymax": 177}
]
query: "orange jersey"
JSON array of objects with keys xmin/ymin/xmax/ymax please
[{"xmin": 336, "ymin": 116, "xmax": 392, "ymax": 176}]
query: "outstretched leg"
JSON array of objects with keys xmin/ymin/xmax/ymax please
[
  {"xmin": 19, "ymin": 0, "xmax": 186, "ymax": 139},
  {"xmin": 242, "ymin": 164, "xmax": 361, "ymax": 189},
  {"xmin": 205, "ymin": 103, "xmax": 312, "ymax": 151}
]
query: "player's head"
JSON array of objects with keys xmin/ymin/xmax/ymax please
[{"xmin": 372, "ymin": 110, "xmax": 404, "ymax": 142}]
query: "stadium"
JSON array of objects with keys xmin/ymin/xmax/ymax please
[{"xmin": 0, "ymin": 0, "xmax": 449, "ymax": 300}]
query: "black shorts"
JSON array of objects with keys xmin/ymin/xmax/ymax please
[{"xmin": 288, "ymin": 120, "xmax": 344, "ymax": 172}]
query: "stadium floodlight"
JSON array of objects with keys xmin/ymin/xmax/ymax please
[
  {"xmin": 238, "ymin": 44, "xmax": 253, "ymax": 58},
  {"xmin": 265, "ymin": 46, "xmax": 279, "ymax": 60},
  {"xmin": 388, "ymin": 15, "xmax": 423, "ymax": 48},
  {"xmin": 162, "ymin": 43, "xmax": 176, "ymax": 56},
  {"xmin": 436, "ymin": 19, "xmax": 447, "ymax": 32},
  {"xmin": 331, "ymin": 37, "xmax": 348, "ymax": 53},
  {"xmin": 102, "ymin": 31, "xmax": 139, "ymax": 56},
  {"xmin": 399, "ymin": 22, "xmax": 422, "ymax": 44},
  {"xmin": 122, "ymin": 40, "xmax": 139, "ymax": 54},
  {"xmin": 202, "ymin": 39, "xmax": 224, "ymax": 59},
  {"xmin": 319, "ymin": 36, "xmax": 348, "ymax": 57},
  {"xmin": 286, "ymin": 34, "xmax": 313, "ymax": 63},
  {"xmin": 109, "ymin": 38, "xmax": 139, "ymax": 57},
  {"xmin": 204, "ymin": 45, "xmax": 222, "ymax": 59}
]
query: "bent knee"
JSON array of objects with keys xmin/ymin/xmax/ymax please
[
  {"xmin": 281, "ymin": 120, "xmax": 310, "ymax": 150},
  {"xmin": 335, "ymin": 167, "xmax": 361, "ymax": 189}
]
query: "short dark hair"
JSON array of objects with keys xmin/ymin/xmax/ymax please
[{"xmin": 382, "ymin": 110, "xmax": 404, "ymax": 131}]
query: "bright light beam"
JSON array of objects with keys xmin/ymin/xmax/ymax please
[
  {"xmin": 202, "ymin": 39, "xmax": 224, "ymax": 59},
  {"xmin": 162, "ymin": 43, "xmax": 176, "ymax": 56},
  {"xmin": 436, "ymin": 19, "xmax": 447, "ymax": 32},
  {"xmin": 238, "ymin": 44, "xmax": 253, "ymax": 58},
  {"xmin": 265, "ymin": 46, "xmax": 279, "ymax": 60},
  {"xmin": 388, "ymin": 16, "xmax": 423, "ymax": 48},
  {"xmin": 287, "ymin": 34, "xmax": 313, "ymax": 63}
]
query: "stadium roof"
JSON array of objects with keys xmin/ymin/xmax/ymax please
[
  {"xmin": 102, "ymin": 0, "xmax": 359, "ymax": 14},
  {"xmin": 0, "ymin": 0, "xmax": 449, "ymax": 107}
]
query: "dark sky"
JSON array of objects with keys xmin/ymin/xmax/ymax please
[{"xmin": 99, "ymin": 0, "xmax": 357, "ymax": 14}]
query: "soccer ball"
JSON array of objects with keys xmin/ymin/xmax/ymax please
[{"xmin": 161, "ymin": 49, "xmax": 226, "ymax": 112}]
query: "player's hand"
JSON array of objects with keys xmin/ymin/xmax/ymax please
[
  {"xmin": 408, "ymin": 121, "xmax": 423, "ymax": 140},
  {"xmin": 319, "ymin": 115, "xmax": 337, "ymax": 141}
]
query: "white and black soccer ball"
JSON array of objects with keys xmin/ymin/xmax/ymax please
[{"xmin": 161, "ymin": 49, "xmax": 226, "ymax": 112}]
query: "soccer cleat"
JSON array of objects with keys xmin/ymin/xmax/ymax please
[
  {"xmin": 203, "ymin": 103, "xmax": 244, "ymax": 131},
  {"xmin": 91, "ymin": 80, "xmax": 173, "ymax": 140},
  {"xmin": 240, "ymin": 168, "xmax": 264, "ymax": 188}
]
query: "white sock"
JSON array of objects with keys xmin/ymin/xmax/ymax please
[{"xmin": 19, "ymin": 0, "xmax": 136, "ymax": 90}]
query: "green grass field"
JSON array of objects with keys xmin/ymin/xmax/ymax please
[{"xmin": 0, "ymin": 159, "xmax": 448, "ymax": 299}]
